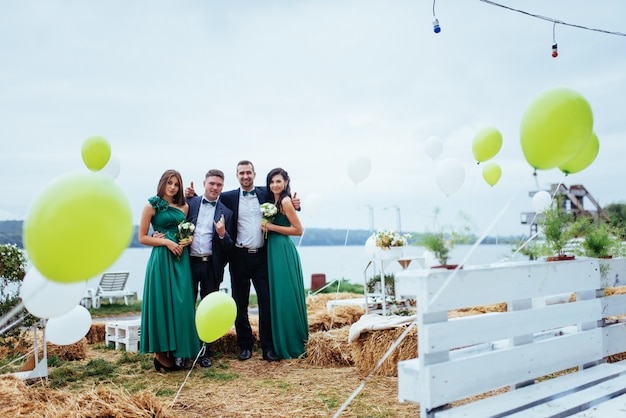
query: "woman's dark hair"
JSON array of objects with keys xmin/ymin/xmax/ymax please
[
  {"xmin": 157, "ymin": 169, "xmax": 184, "ymax": 205},
  {"xmin": 266, "ymin": 167, "xmax": 291, "ymax": 213}
]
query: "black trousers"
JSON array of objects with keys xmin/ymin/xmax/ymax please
[
  {"xmin": 190, "ymin": 255, "xmax": 219, "ymax": 357},
  {"xmin": 229, "ymin": 246, "xmax": 273, "ymax": 353},
  {"xmin": 190, "ymin": 256, "xmax": 219, "ymax": 302}
]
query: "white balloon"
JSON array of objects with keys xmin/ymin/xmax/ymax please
[
  {"xmin": 424, "ymin": 136, "xmax": 443, "ymax": 160},
  {"xmin": 435, "ymin": 158, "xmax": 465, "ymax": 196},
  {"xmin": 46, "ymin": 305, "xmax": 92, "ymax": 346},
  {"xmin": 347, "ymin": 155, "xmax": 372, "ymax": 185},
  {"xmin": 532, "ymin": 191, "xmax": 552, "ymax": 213},
  {"xmin": 99, "ymin": 155, "xmax": 121, "ymax": 180},
  {"xmin": 365, "ymin": 235, "xmax": 377, "ymax": 255},
  {"xmin": 305, "ymin": 193, "xmax": 323, "ymax": 217},
  {"xmin": 21, "ymin": 268, "xmax": 86, "ymax": 319}
]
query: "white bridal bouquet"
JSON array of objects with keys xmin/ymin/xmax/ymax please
[
  {"xmin": 176, "ymin": 220, "xmax": 195, "ymax": 244},
  {"xmin": 260, "ymin": 202, "xmax": 278, "ymax": 238}
]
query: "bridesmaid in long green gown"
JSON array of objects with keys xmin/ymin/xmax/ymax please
[
  {"xmin": 138, "ymin": 169, "xmax": 200, "ymax": 372},
  {"xmin": 262, "ymin": 168, "xmax": 309, "ymax": 359}
]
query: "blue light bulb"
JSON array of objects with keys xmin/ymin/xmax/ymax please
[{"xmin": 433, "ymin": 18, "xmax": 441, "ymax": 34}]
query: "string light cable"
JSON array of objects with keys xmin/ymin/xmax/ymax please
[{"xmin": 478, "ymin": 0, "xmax": 626, "ymax": 37}]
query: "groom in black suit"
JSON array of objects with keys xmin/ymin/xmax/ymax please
[
  {"xmin": 219, "ymin": 160, "xmax": 300, "ymax": 362},
  {"xmin": 184, "ymin": 169, "xmax": 234, "ymax": 367}
]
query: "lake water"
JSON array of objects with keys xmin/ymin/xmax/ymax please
[{"xmin": 83, "ymin": 243, "xmax": 523, "ymax": 300}]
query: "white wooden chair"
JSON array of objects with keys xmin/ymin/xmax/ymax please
[{"xmin": 81, "ymin": 272, "xmax": 135, "ymax": 308}]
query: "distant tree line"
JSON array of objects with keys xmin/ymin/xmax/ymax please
[{"xmin": 0, "ymin": 220, "xmax": 543, "ymax": 249}]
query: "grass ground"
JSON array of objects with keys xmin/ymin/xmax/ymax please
[{"xmin": 2, "ymin": 291, "xmax": 419, "ymax": 417}]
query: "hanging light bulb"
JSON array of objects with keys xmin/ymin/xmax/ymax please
[
  {"xmin": 551, "ymin": 22, "xmax": 558, "ymax": 58},
  {"xmin": 433, "ymin": 18, "xmax": 441, "ymax": 33}
]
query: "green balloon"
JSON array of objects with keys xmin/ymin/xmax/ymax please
[
  {"xmin": 23, "ymin": 172, "xmax": 133, "ymax": 283},
  {"xmin": 482, "ymin": 161, "xmax": 502, "ymax": 186},
  {"xmin": 520, "ymin": 87, "xmax": 593, "ymax": 170},
  {"xmin": 472, "ymin": 126, "xmax": 502, "ymax": 163},
  {"xmin": 81, "ymin": 135, "xmax": 111, "ymax": 171},
  {"xmin": 559, "ymin": 132, "xmax": 599, "ymax": 175},
  {"xmin": 195, "ymin": 292, "xmax": 237, "ymax": 343}
]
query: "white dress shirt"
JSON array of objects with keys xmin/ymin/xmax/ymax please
[
  {"xmin": 190, "ymin": 199, "xmax": 215, "ymax": 256},
  {"xmin": 236, "ymin": 189, "xmax": 264, "ymax": 249}
]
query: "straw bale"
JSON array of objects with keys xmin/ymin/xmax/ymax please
[
  {"xmin": 351, "ymin": 325, "xmax": 417, "ymax": 377},
  {"xmin": 211, "ymin": 317, "xmax": 259, "ymax": 354},
  {"xmin": 308, "ymin": 306, "xmax": 365, "ymax": 333},
  {"xmin": 450, "ymin": 302, "xmax": 507, "ymax": 318},
  {"xmin": 47, "ymin": 338, "xmax": 87, "ymax": 361},
  {"xmin": 306, "ymin": 292, "xmax": 364, "ymax": 312},
  {"xmin": 0, "ymin": 375, "xmax": 174, "ymax": 417},
  {"xmin": 304, "ymin": 326, "xmax": 353, "ymax": 367},
  {"xmin": 85, "ymin": 323, "xmax": 106, "ymax": 344},
  {"xmin": 210, "ymin": 328, "xmax": 253, "ymax": 354}
]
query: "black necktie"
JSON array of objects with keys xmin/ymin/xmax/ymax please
[
  {"xmin": 202, "ymin": 198, "xmax": 216, "ymax": 206},
  {"xmin": 243, "ymin": 189, "xmax": 256, "ymax": 196}
]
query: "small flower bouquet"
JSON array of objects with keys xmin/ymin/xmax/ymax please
[
  {"xmin": 176, "ymin": 220, "xmax": 195, "ymax": 244},
  {"xmin": 373, "ymin": 229, "xmax": 410, "ymax": 249},
  {"xmin": 260, "ymin": 202, "xmax": 278, "ymax": 238}
]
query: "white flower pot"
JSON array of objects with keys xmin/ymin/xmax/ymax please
[{"xmin": 376, "ymin": 246, "xmax": 404, "ymax": 260}]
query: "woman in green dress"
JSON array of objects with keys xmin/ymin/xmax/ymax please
[
  {"xmin": 262, "ymin": 168, "xmax": 308, "ymax": 359},
  {"xmin": 138, "ymin": 169, "xmax": 200, "ymax": 371}
]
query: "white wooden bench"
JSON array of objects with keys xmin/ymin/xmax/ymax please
[{"xmin": 394, "ymin": 258, "xmax": 626, "ymax": 417}]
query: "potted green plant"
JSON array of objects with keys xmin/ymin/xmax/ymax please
[
  {"xmin": 539, "ymin": 203, "xmax": 576, "ymax": 261},
  {"xmin": 570, "ymin": 219, "xmax": 623, "ymax": 259},
  {"xmin": 418, "ymin": 210, "xmax": 473, "ymax": 268}
]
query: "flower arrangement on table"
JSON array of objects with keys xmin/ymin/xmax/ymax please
[
  {"xmin": 176, "ymin": 220, "xmax": 195, "ymax": 244},
  {"xmin": 373, "ymin": 229, "xmax": 410, "ymax": 249},
  {"xmin": 260, "ymin": 202, "xmax": 278, "ymax": 238}
]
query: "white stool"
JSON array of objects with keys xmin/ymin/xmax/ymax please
[{"xmin": 105, "ymin": 319, "xmax": 141, "ymax": 352}]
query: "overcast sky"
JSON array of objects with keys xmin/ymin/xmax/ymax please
[{"xmin": 1, "ymin": 0, "xmax": 625, "ymax": 238}]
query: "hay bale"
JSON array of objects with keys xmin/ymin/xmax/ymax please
[
  {"xmin": 86, "ymin": 323, "xmax": 106, "ymax": 344},
  {"xmin": 305, "ymin": 326, "xmax": 353, "ymax": 367},
  {"xmin": 308, "ymin": 306, "xmax": 365, "ymax": 333},
  {"xmin": 306, "ymin": 292, "xmax": 364, "ymax": 313},
  {"xmin": 47, "ymin": 338, "xmax": 87, "ymax": 361},
  {"xmin": 351, "ymin": 326, "xmax": 417, "ymax": 377},
  {"xmin": 0, "ymin": 375, "xmax": 175, "ymax": 417},
  {"xmin": 211, "ymin": 322, "xmax": 259, "ymax": 354},
  {"xmin": 211, "ymin": 329, "xmax": 243, "ymax": 354}
]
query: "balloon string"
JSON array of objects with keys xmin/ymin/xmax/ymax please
[
  {"xmin": 333, "ymin": 321, "xmax": 417, "ymax": 417},
  {"xmin": 171, "ymin": 345, "xmax": 205, "ymax": 407},
  {"xmin": 0, "ymin": 301, "xmax": 25, "ymax": 332},
  {"xmin": 431, "ymin": 194, "xmax": 514, "ymax": 306}
]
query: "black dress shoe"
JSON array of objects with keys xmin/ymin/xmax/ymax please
[
  {"xmin": 263, "ymin": 350, "xmax": 280, "ymax": 362},
  {"xmin": 238, "ymin": 349, "xmax": 252, "ymax": 361},
  {"xmin": 174, "ymin": 357, "xmax": 186, "ymax": 368},
  {"xmin": 200, "ymin": 356, "xmax": 212, "ymax": 367},
  {"xmin": 154, "ymin": 358, "xmax": 182, "ymax": 372}
]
